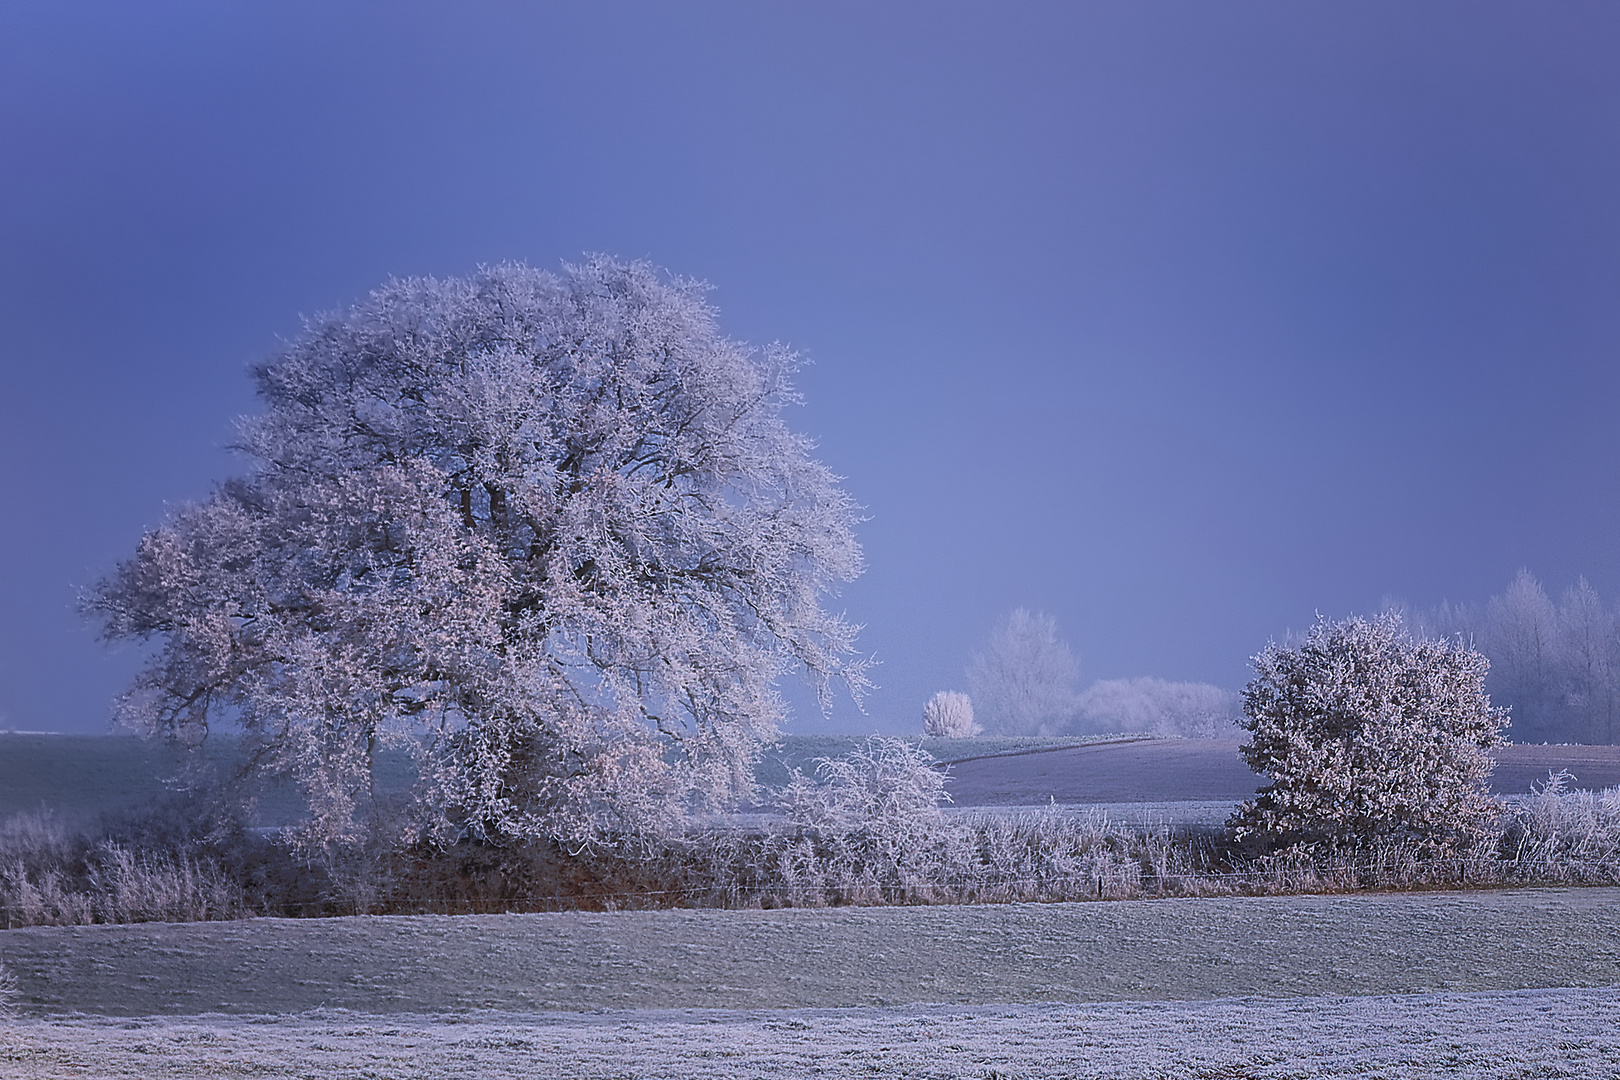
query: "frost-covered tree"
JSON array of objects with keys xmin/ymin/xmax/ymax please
[
  {"xmin": 965, "ymin": 609, "xmax": 1078, "ymax": 736},
  {"xmin": 85, "ymin": 258, "xmax": 867, "ymax": 853},
  {"xmin": 1230, "ymin": 612, "xmax": 1507, "ymax": 854},
  {"xmin": 921, "ymin": 691, "xmax": 980, "ymax": 738},
  {"xmin": 1073, "ymin": 678, "xmax": 1237, "ymax": 738},
  {"xmin": 1554, "ymin": 578, "xmax": 1620, "ymax": 744},
  {"xmin": 1405, "ymin": 571, "xmax": 1620, "ymax": 744}
]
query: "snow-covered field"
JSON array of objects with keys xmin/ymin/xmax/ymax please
[
  {"xmin": 4, "ymin": 888, "xmax": 1620, "ymax": 1077},
  {"xmin": 6, "ymin": 988, "xmax": 1620, "ymax": 1079},
  {"xmin": 5, "ymin": 736, "xmax": 1620, "ymax": 1076}
]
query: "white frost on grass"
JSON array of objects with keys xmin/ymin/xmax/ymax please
[{"xmin": 2, "ymin": 989, "xmax": 1618, "ymax": 1078}]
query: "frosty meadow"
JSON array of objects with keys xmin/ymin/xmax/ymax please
[
  {"xmin": 36, "ymin": 257, "xmax": 1613, "ymax": 916},
  {"xmin": 5, "ymin": 259, "xmax": 1620, "ymax": 1077}
]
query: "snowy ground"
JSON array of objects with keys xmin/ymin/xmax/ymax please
[
  {"xmin": 4, "ymin": 889, "xmax": 1620, "ymax": 1077},
  {"xmin": 6, "ymin": 889, "xmax": 1620, "ymax": 1014},
  {"xmin": 5, "ymin": 989, "xmax": 1619, "ymax": 1078}
]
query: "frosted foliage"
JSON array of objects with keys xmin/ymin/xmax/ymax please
[
  {"xmin": 921, "ymin": 691, "xmax": 980, "ymax": 737},
  {"xmin": 778, "ymin": 737, "xmax": 949, "ymax": 834},
  {"xmin": 1073, "ymin": 678, "xmax": 1238, "ymax": 738},
  {"xmin": 1231, "ymin": 613, "xmax": 1507, "ymax": 853},
  {"xmin": 1409, "ymin": 570, "xmax": 1620, "ymax": 744},
  {"xmin": 965, "ymin": 609, "xmax": 1078, "ymax": 736},
  {"xmin": 85, "ymin": 258, "xmax": 866, "ymax": 851}
]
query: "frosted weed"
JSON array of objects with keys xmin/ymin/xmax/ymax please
[{"xmin": 0, "ymin": 961, "xmax": 18, "ymax": 1017}]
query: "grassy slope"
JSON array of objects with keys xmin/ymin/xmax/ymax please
[
  {"xmin": 0, "ymin": 733, "xmax": 1142, "ymax": 821},
  {"xmin": 754, "ymin": 733, "xmax": 1144, "ymax": 789},
  {"xmin": 0, "ymin": 734, "xmax": 409, "ymax": 825},
  {"xmin": 3, "ymin": 888, "xmax": 1618, "ymax": 1016}
]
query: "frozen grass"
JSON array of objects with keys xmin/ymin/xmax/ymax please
[
  {"xmin": 5, "ymin": 889, "xmax": 1620, "ymax": 1015},
  {"xmin": 0, "ymin": 809, "xmax": 248, "ymax": 928},
  {"xmin": 4, "ymin": 989, "xmax": 1619, "ymax": 1079},
  {"xmin": 3, "ymin": 885, "xmax": 1618, "ymax": 1076},
  {"xmin": 6, "ymin": 788, "xmax": 1620, "ymax": 924}
]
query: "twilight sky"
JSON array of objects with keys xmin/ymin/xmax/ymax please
[{"xmin": 3, "ymin": 3, "xmax": 1619, "ymax": 735}]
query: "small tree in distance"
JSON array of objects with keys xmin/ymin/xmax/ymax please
[
  {"xmin": 1230, "ymin": 612, "xmax": 1508, "ymax": 854},
  {"xmin": 966, "ymin": 609, "xmax": 1078, "ymax": 736},
  {"xmin": 922, "ymin": 691, "xmax": 980, "ymax": 737}
]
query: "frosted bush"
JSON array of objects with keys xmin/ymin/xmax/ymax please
[
  {"xmin": 778, "ymin": 736, "xmax": 949, "ymax": 834},
  {"xmin": 0, "ymin": 862, "xmax": 94, "ymax": 927},
  {"xmin": 922, "ymin": 691, "xmax": 980, "ymax": 737},
  {"xmin": 770, "ymin": 737, "xmax": 957, "ymax": 899},
  {"xmin": 87, "ymin": 843, "xmax": 246, "ymax": 924},
  {"xmin": 0, "ymin": 814, "xmax": 247, "ymax": 928},
  {"xmin": 1073, "ymin": 678, "xmax": 1238, "ymax": 738},
  {"xmin": 1500, "ymin": 771, "xmax": 1620, "ymax": 875},
  {"xmin": 0, "ymin": 810, "xmax": 75, "ymax": 870},
  {"xmin": 1231, "ymin": 612, "xmax": 1508, "ymax": 854}
]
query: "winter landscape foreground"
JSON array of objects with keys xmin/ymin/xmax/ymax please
[{"xmin": 4, "ymin": 888, "xmax": 1619, "ymax": 1078}]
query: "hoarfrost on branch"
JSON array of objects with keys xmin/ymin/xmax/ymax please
[{"xmin": 85, "ymin": 257, "xmax": 867, "ymax": 852}]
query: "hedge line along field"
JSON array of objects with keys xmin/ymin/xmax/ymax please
[{"xmin": 3, "ymin": 890, "xmax": 1620, "ymax": 1077}]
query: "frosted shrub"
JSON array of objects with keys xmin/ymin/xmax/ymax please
[
  {"xmin": 1500, "ymin": 772, "xmax": 1620, "ymax": 878},
  {"xmin": 0, "ymin": 808, "xmax": 248, "ymax": 927},
  {"xmin": 780, "ymin": 737, "xmax": 950, "ymax": 830},
  {"xmin": 922, "ymin": 691, "xmax": 980, "ymax": 737},
  {"xmin": 88, "ymin": 844, "xmax": 246, "ymax": 924},
  {"xmin": 0, "ymin": 863, "xmax": 94, "ymax": 927},
  {"xmin": 1231, "ymin": 613, "xmax": 1508, "ymax": 854},
  {"xmin": 961, "ymin": 810, "xmax": 1146, "ymax": 901},
  {"xmin": 1073, "ymin": 678, "xmax": 1238, "ymax": 738},
  {"xmin": 0, "ymin": 961, "xmax": 16, "ymax": 1018},
  {"xmin": 771, "ymin": 737, "xmax": 958, "ymax": 901}
]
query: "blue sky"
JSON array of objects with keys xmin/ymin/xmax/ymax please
[{"xmin": 3, "ymin": 2, "xmax": 1619, "ymax": 734}]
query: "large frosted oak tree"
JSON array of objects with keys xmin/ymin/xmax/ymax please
[{"xmin": 87, "ymin": 258, "xmax": 866, "ymax": 852}]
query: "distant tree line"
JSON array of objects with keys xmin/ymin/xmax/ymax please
[
  {"xmin": 1404, "ymin": 570, "xmax": 1620, "ymax": 745},
  {"xmin": 930, "ymin": 608, "xmax": 1239, "ymax": 739}
]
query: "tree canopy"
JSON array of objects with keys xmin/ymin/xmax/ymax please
[
  {"xmin": 87, "ymin": 257, "xmax": 866, "ymax": 852},
  {"xmin": 1231, "ymin": 613, "xmax": 1507, "ymax": 854}
]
